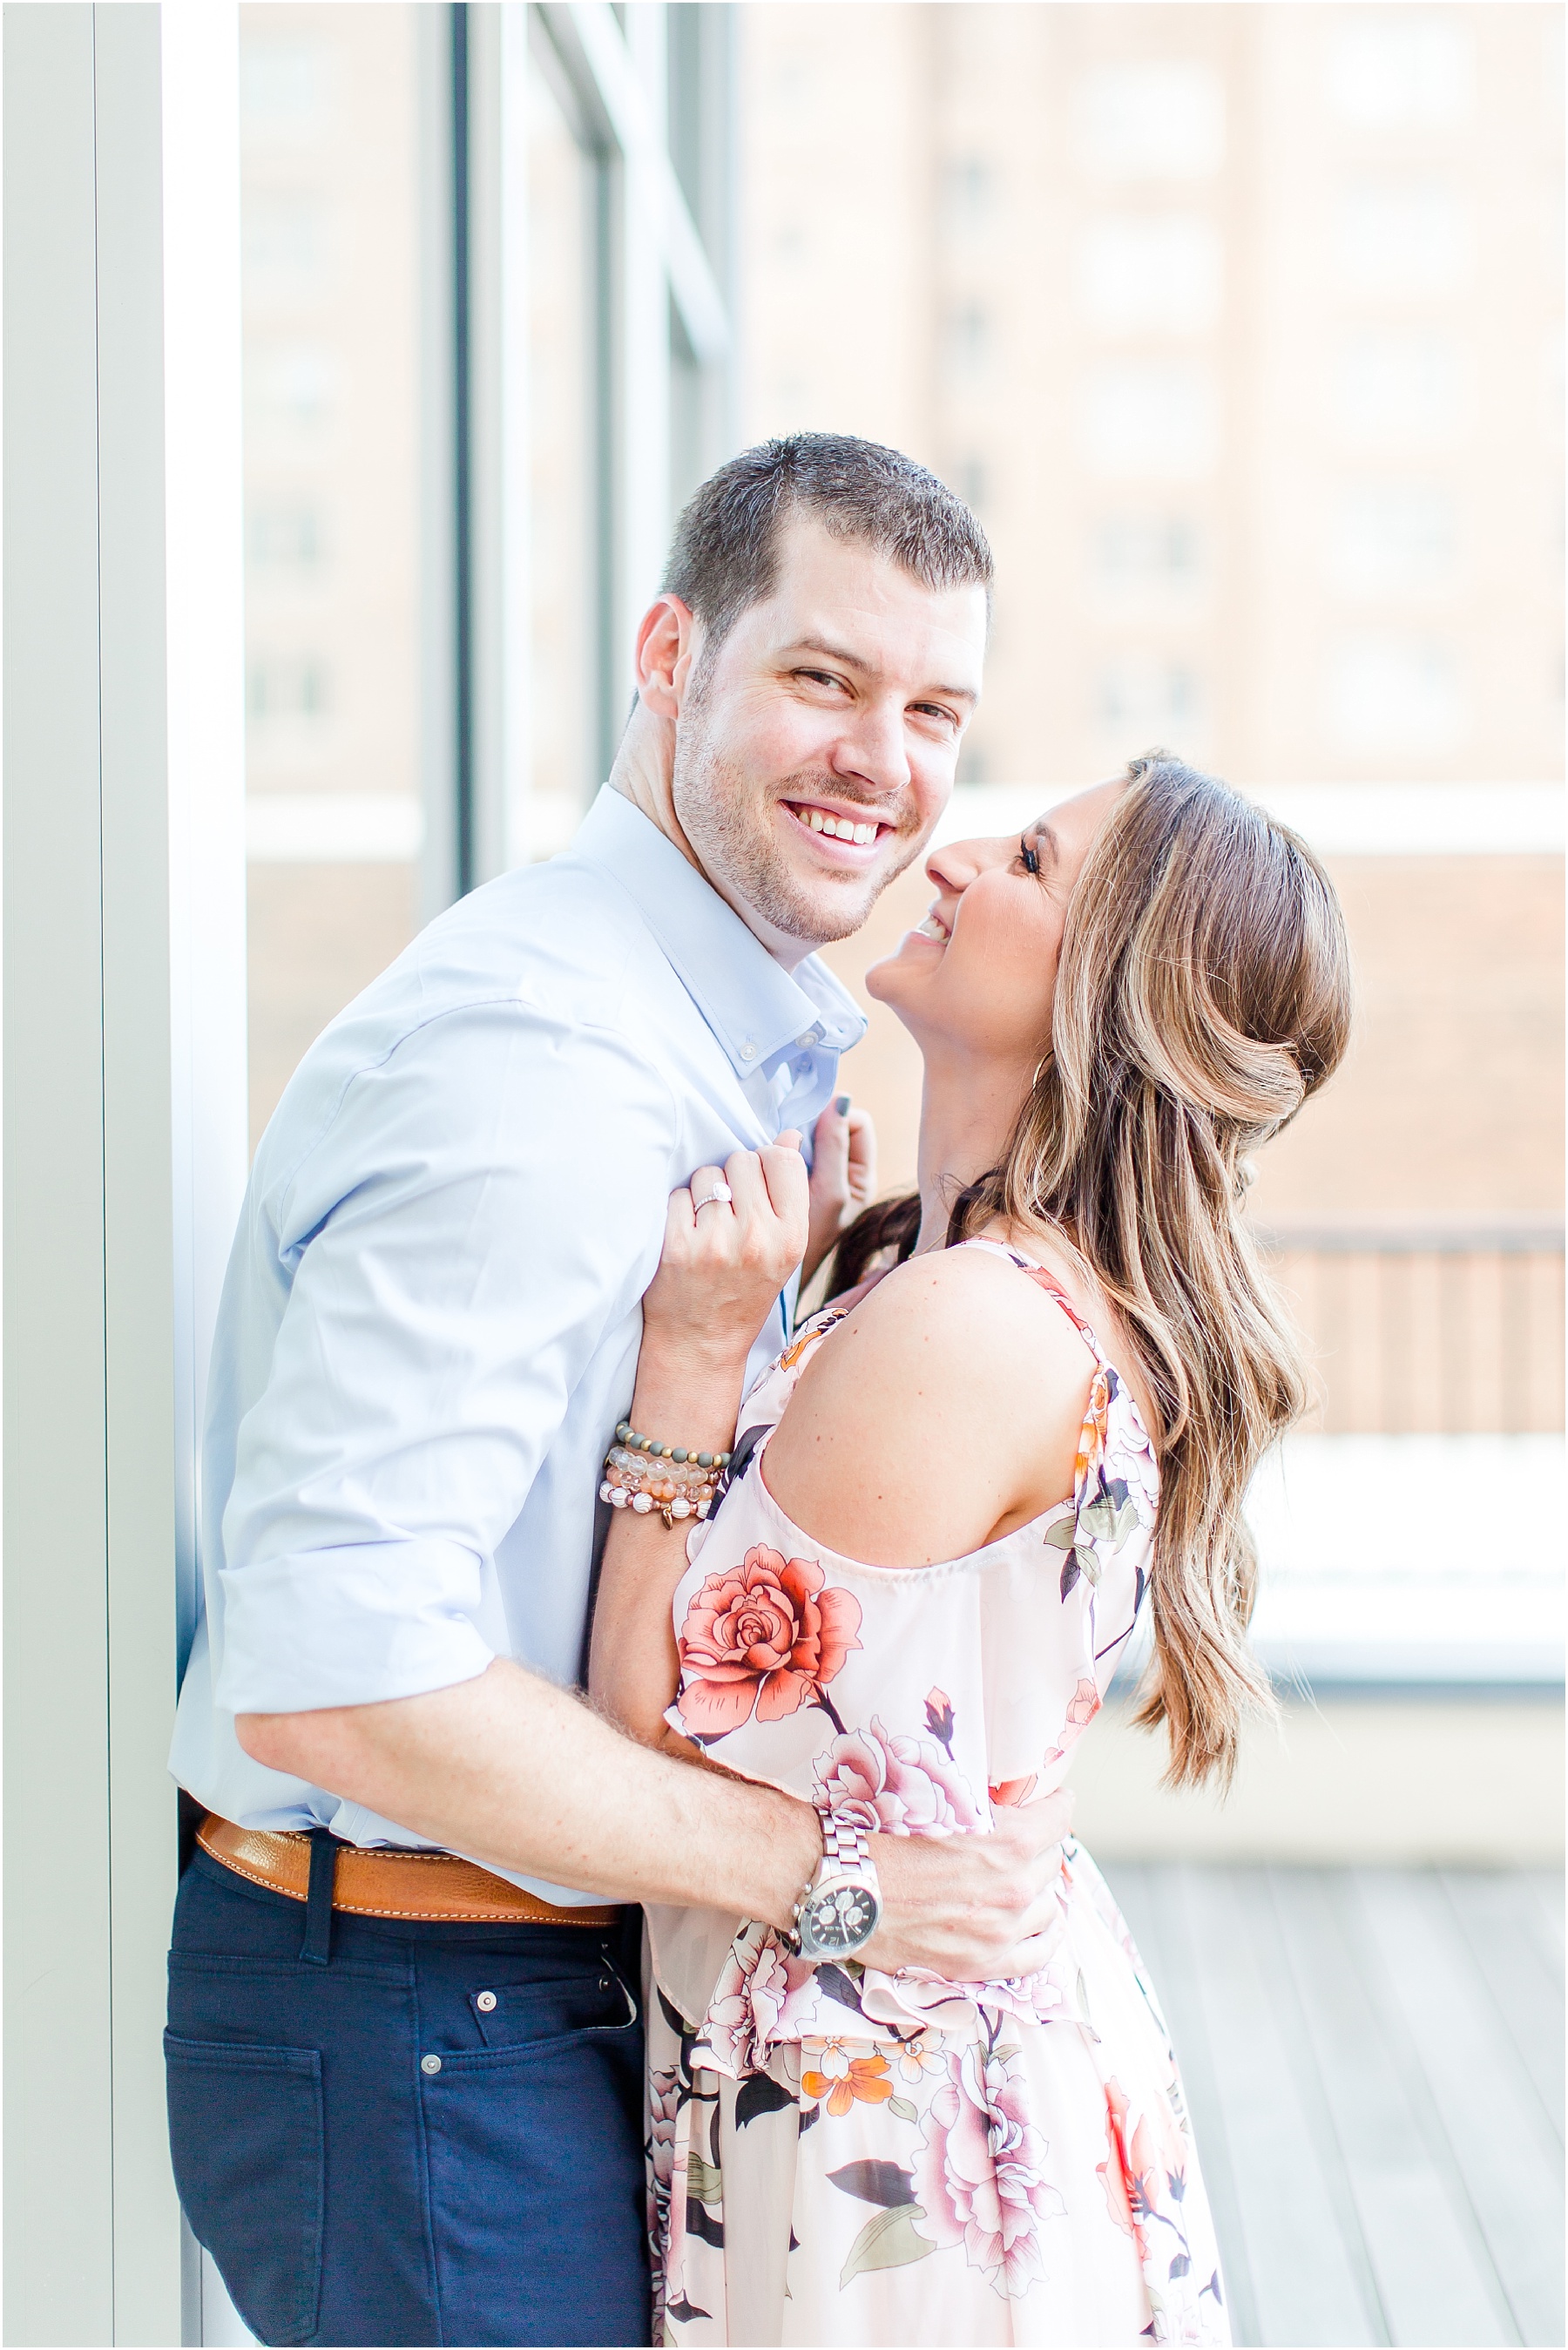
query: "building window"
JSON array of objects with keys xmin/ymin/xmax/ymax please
[
  {"xmin": 1335, "ymin": 181, "xmax": 1475, "ymax": 300},
  {"xmin": 1333, "ymin": 330, "xmax": 1465, "ymax": 445},
  {"xmin": 1075, "ymin": 214, "xmax": 1222, "ymax": 337},
  {"xmin": 242, "ymin": 190, "xmax": 329, "ymax": 294},
  {"xmin": 247, "ymin": 656, "xmax": 331, "ymax": 721},
  {"xmin": 944, "ymin": 303, "xmax": 992, "ymax": 380},
  {"xmin": 239, "ymin": 37, "xmax": 329, "ymax": 136},
  {"xmin": 1328, "ymin": 483, "xmax": 1457, "ymax": 599},
  {"xmin": 1092, "ymin": 514, "xmax": 1207, "ymax": 599},
  {"xmin": 940, "ymin": 157, "xmax": 994, "ymax": 237},
  {"xmin": 1095, "ymin": 657, "xmax": 1205, "ymax": 744},
  {"xmin": 245, "ymin": 344, "xmax": 337, "ymax": 437},
  {"xmin": 948, "ymin": 456, "xmax": 989, "ymax": 512},
  {"xmin": 1325, "ymin": 19, "xmax": 1475, "ymax": 133},
  {"xmin": 246, "ymin": 503, "xmax": 325, "ymax": 570},
  {"xmin": 1078, "ymin": 362, "xmax": 1219, "ymax": 478},
  {"xmin": 1072, "ymin": 64, "xmax": 1226, "ymax": 183},
  {"xmin": 1325, "ymin": 634, "xmax": 1462, "ymax": 755}
]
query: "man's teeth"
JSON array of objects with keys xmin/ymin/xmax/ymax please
[{"xmin": 802, "ymin": 808, "xmax": 879, "ymax": 845}]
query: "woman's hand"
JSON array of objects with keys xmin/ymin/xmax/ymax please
[
  {"xmin": 593, "ymin": 1138, "xmax": 808, "ymax": 1746},
  {"xmin": 642, "ymin": 1136, "xmax": 810, "ymax": 1370},
  {"xmin": 802, "ymin": 1097, "xmax": 877, "ymax": 1287}
]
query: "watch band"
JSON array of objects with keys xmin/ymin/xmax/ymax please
[
  {"xmin": 787, "ymin": 1798, "xmax": 881, "ymax": 1954},
  {"xmin": 818, "ymin": 1805, "xmax": 874, "ymax": 1875}
]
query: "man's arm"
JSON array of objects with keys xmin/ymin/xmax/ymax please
[
  {"xmin": 215, "ymin": 1000, "xmax": 676, "ymax": 1720},
  {"xmin": 238, "ymin": 1661, "xmax": 1072, "ymax": 1981}
]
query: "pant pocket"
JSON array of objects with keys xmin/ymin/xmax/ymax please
[
  {"xmin": 166, "ymin": 2031, "xmax": 324, "ymax": 2348},
  {"xmin": 420, "ymin": 2021, "xmax": 649, "ymax": 2347}
]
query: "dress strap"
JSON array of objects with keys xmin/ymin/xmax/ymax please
[{"xmin": 959, "ymin": 1236, "xmax": 1108, "ymax": 1365}]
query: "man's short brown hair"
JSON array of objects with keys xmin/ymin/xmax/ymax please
[{"xmin": 662, "ymin": 432, "xmax": 993, "ymax": 647}]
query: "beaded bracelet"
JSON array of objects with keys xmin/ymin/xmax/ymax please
[
  {"xmin": 599, "ymin": 1423, "xmax": 733, "ymax": 1530},
  {"xmin": 614, "ymin": 1421, "xmax": 732, "ymax": 1473}
]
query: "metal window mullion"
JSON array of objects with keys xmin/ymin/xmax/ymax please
[
  {"xmin": 497, "ymin": 2, "xmax": 534, "ymax": 871},
  {"xmin": 612, "ymin": 1, "xmax": 672, "ymax": 678},
  {"xmin": 543, "ymin": 1, "xmax": 729, "ymax": 365},
  {"xmin": 417, "ymin": 3, "xmax": 460, "ymax": 916}
]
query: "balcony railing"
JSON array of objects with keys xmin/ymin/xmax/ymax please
[{"xmin": 1260, "ymin": 1226, "xmax": 1565, "ymax": 1435}]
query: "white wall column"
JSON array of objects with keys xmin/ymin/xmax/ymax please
[{"xmin": 3, "ymin": 3, "xmax": 247, "ymax": 2340}]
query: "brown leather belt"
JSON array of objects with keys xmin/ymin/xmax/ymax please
[{"xmin": 197, "ymin": 1812, "xmax": 621, "ymax": 1927}]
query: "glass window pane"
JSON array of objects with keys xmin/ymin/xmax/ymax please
[
  {"xmin": 240, "ymin": 1, "xmax": 427, "ymax": 1144},
  {"xmin": 523, "ymin": 55, "xmax": 600, "ymax": 856}
]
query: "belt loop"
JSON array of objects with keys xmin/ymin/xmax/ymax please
[{"xmin": 301, "ymin": 1828, "xmax": 338, "ymax": 1966}]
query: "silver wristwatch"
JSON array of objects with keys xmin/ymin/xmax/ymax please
[{"xmin": 791, "ymin": 1800, "xmax": 882, "ymax": 1961}]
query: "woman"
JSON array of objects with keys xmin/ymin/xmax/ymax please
[{"xmin": 590, "ymin": 753, "xmax": 1353, "ymax": 2346}]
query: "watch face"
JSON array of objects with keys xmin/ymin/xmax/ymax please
[{"xmin": 802, "ymin": 1879, "xmax": 879, "ymax": 1954}]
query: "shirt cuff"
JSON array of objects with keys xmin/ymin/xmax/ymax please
[{"xmin": 214, "ymin": 1539, "xmax": 497, "ymax": 1715}]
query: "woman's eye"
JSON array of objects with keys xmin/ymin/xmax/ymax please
[{"xmin": 1019, "ymin": 837, "xmax": 1041, "ymax": 877}]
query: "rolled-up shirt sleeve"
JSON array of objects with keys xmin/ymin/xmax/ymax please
[{"xmin": 214, "ymin": 998, "xmax": 677, "ymax": 1716}]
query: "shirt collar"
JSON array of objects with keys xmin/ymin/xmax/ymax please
[{"xmin": 569, "ymin": 788, "xmax": 867, "ymax": 1079}]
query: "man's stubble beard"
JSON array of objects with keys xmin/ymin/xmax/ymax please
[{"xmin": 671, "ymin": 701, "xmax": 928, "ymax": 950}]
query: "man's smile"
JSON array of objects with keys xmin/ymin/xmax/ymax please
[{"xmin": 779, "ymin": 795, "xmax": 898, "ymax": 863}]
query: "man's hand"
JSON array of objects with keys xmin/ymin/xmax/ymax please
[
  {"xmin": 863, "ymin": 1791, "xmax": 1074, "ymax": 1981},
  {"xmin": 802, "ymin": 1096, "xmax": 877, "ymax": 1287}
]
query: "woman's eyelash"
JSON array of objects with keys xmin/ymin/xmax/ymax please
[{"xmin": 1019, "ymin": 837, "xmax": 1041, "ymax": 877}]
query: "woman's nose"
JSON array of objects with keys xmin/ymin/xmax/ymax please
[
  {"xmin": 926, "ymin": 833, "xmax": 1016, "ymax": 892},
  {"xmin": 925, "ymin": 836, "xmax": 988, "ymax": 893}
]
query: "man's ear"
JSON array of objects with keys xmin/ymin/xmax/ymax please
[{"xmin": 634, "ymin": 593, "xmax": 697, "ymax": 719}]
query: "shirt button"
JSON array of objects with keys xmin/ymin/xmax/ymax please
[
  {"xmin": 740, "ymin": 1041, "xmax": 757, "ymax": 1061},
  {"xmin": 421, "ymin": 2054, "xmax": 443, "ymax": 2075},
  {"xmin": 796, "ymin": 1028, "xmax": 821, "ymax": 1047},
  {"xmin": 476, "ymin": 1991, "xmax": 497, "ymax": 2013}
]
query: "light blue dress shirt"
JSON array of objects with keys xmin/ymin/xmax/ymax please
[{"xmin": 168, "ymin": 788, "xmax": 866, "ymax": 1900}]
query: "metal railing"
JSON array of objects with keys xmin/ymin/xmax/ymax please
[{"xmin": 1258, "ymin": 1226, "xmax": 1565, "ymax": 1435}]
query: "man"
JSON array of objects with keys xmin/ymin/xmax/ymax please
[{"xmin": 166, "ymin": 435, "xmax": 1071, "ymax": 2347}]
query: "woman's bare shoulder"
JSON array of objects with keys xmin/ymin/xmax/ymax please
[
  {"xmin": 830, "ymin": 1240, "xmax": 1097, "ymax": 1367},
  {"xmin": 765, "ymin": 1244, "xmax": 1097, "ymax": 1568}
]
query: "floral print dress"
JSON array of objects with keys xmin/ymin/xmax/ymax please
[{"xmin": 643, "ymin": 1239, "xmax": 1229, "ymax": 2347}]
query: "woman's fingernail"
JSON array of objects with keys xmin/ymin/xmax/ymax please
[{"xmin": 835, "ymin": 1095, "xmax": 851, "ymax": 1116}]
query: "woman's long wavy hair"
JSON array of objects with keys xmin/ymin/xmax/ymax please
[{"xmin": 827, "ymin": 753, "xmax": 1355, "ymax": 1787}]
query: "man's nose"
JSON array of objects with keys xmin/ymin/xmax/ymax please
[{"xmin": 836, "ymin": 697, "xmax": 912, "ymax": 798}]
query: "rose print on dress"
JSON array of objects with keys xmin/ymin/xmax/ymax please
[
  {"xmin": 923, "ymin": 1686, "xmax": 956, "ymax": 1755},
  {"xmin": 912, "ymin": 2026, "xmax": 1066, "ymax": 2299},
  {"xmin": 646, "ymin": 2061, "xmax": 681, "ymax": 2337},
  {"xmin": 814, "ymin": 1715, "xmax": 984, "ymax": 1836},
  {"xmin": 1098, "ymin": 2072, "xmax": 1211, "ymax": 2303},
  {"xmin": 675, "ymin": 1545, "xmax": 862, "ymax": 1737},
  {"xmin": 988, "ymin": 1774, "xmax": 1038, "ymax": 1807},
  {"xmin": 1075, "ymin": 1365, "xmax": 1114, "ymax": 1490},
  {"xmin": 695, "ymin": 1923, "xmax": 807, "ymax": 2078}
]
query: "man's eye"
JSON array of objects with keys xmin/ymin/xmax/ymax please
[{"xmin": 912, "ymin": 703, "xmax": 959, "ymax": 728}]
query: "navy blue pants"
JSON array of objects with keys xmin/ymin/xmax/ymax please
[{"xmin": 166, "ymin": 1846, "xmax": 651, "ymax": 2347}]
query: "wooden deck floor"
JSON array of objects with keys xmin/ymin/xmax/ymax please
[{"xmin": 1099, "ymin": 1864, "xmax": 1565, "ymax": 2348}]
